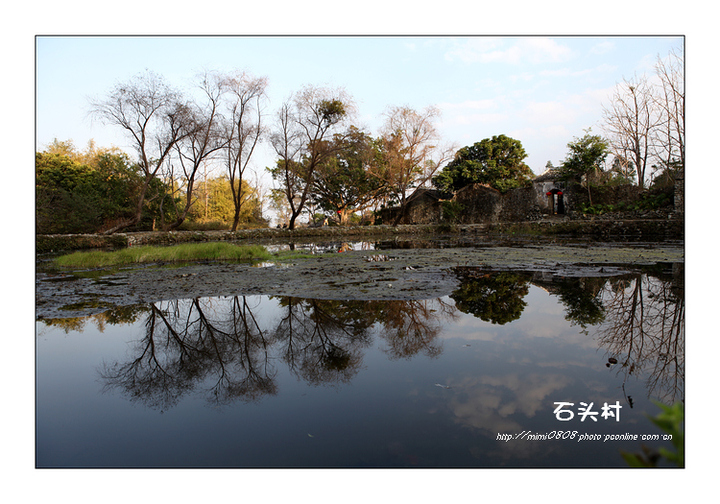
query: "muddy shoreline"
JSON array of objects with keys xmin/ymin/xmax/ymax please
[
  {"xmin": 36, "ymin": 234, "xmax": 684, "ymax": 320},
  {"xmin": 35, "ymin": 218, "xmax": 683, "ymax": 253}
]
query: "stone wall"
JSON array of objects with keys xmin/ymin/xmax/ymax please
[
  {"xmin": 376, "ymin": 181, "xmax": 677, "ymax": 226},
  {"xmin": 378, "ymin": 190, "xmax": 443, "ymax": 225},
  {"xmin": 453, "ymin": 184, "xmax": 502, "ymax": 223},
  {"xmin": 571, "ymin": 184, "xmax": 643, "ymax": 207},
  {"xmin": 674, "ymin": 173, "xmax": 684, "ymax": 214},
  {"xmin": 381, "ymin": 183, "xmax": 548, "ymax": 225},
  {"xmin": 498, "ymin": 186, "xmax": 540, "ymax": 222},
  {"xmin": 404, "ymin": 196, "xmax": 442, "ymax": 224}
]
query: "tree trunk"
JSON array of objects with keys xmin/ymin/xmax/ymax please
[
  {"xmin": 166, "ymin": 180, "xmax": 196, "ymax": 230},
  {"xmin": 231, "ymin": 206, "xmax": 242, "ymax": 231},
  {"xmin": 101, "ymin": 215, "xmax": 140, "ymax": 235},
  {"xmin": 392, "ymin": 202, "xmax": 408, "ymax": 226},
  {"xmin": 288, "ymin": 212, "xmax": 298, "ymax": 230},
  {"xmin": 101, "ymin": 180, "xmax": 149, "ymax": 234}
]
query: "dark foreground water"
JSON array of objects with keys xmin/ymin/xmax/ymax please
[{"xmin": 36, "ymin": 266, "xmax": 683, "ymax": 468}]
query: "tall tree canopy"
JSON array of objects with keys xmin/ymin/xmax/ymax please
[
  {"xmin": 311, "ymin": 126, "xmax": 387, "ymax": 224},
  {"xmin": 268, "ymin": 85, "xmax": 353, "ymax": 229},
  {"xmin": 36, "ymin": 150, "xmax": 145, "ymax": 234},
  {"xmin": 558, "ymin": 130, "xmax": 610, "ymax": 183},
  {"xmin": 558, "ymin": 130, "xmax": 610, "ymax": 205},
  {"xmin": 432, "ymin": 134, "xmax": 533, "ymax": 194},
  {"xmin": 372, "ymin": 106, "xmax": 453, "ymax": 224},
  {"xmin": 90, "ymin": 70, "xmax": 197, "ymax": 233},
  {"xmin": 218, "ymin": 71, "xmax": 268, "ymax": 231}
]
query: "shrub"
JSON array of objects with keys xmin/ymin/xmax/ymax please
[{"xmin": 441, "ymin": 201, "xmax": 464, "ymax": 223}]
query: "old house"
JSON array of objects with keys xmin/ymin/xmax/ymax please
[
  {"xmin": 532, "ymin": 168, "xmax": 568, "ymax": 215},
  {"xmin": 452, "ymin": 184, "xmax": 502, "ymax": 223},
  {"xmin": 379, "ymin": 169, "xmax": 583, "ymax": 225},
  {"xmin": 379, "ymin": 188, "xmax": 443, "ymax": 225}
]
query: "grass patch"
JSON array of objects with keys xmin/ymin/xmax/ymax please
[{"xmin": 54, "ymin": 242, "xmax": 273, "ymax": 269}]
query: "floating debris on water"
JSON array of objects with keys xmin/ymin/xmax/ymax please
[{"xmin": 365, "ymin": 254, "xmax": 392, "ymax": 262}]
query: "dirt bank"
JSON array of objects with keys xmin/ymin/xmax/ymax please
[
  {"xmin": 35, "ymin": 218, "xmax": 684, "ymax": 253},
  {"xmin": 36, "ymin": 238, "xmax": 684, "ymax": 320}
]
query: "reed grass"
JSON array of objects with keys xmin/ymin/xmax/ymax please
[{"xmin": 53, "ymin": 243, "xmax": 273, "ymax": 269}]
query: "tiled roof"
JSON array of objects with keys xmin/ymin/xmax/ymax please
[{"xmin": 533, "ymin": 168, "xmax": 561, "ymax": 182}]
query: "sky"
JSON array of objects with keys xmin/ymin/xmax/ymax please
[{"xmin": 36, "ymin": 35, "xmax": 684, "ymax": 182}]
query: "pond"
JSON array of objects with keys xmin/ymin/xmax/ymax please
[{"xmin": 36, "ymin": 262, "xmax": 684, "ymax": 468}]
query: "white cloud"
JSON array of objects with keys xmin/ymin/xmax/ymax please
[
  {"xmin": 522, "ymin": 37, "xmax": 574, "ymax": 63},
  {"xmin": 402, "ymin": 41, "xmax": 417, "ymax": 52},
  {"xmin": 590, "ymin": 40, "xmax": 615, "ymax": 55},
  {"xmin": 445, "ymin": 37, "xmax": 573, "ymax": 65}
]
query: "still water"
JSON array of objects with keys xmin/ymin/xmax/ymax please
[{"xmin": 36, "ymin": 266, "xmax": 683, "ymax": 468}]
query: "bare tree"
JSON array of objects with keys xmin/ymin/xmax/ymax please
[
  {"xmin": 165, "ymin": 74, "xmax": 227, "ymax": 230},
  {"xmin": 374, "ymin": 106, "xmax": 454, "ymax": 224},
  {"xmin": 652, "ymin": 49, "xmax": 685, "ymax": 178},
  {"xmin": 90, "ymin": 71, "xmax": 195, "ymax": 233},
  {"xmin": 596, "ymin": 273, "xmax": 684, "ymax": 403},
  {"xmin": 220, "ymin": 72, "xmax": 268, "ymax": 231},
  {"xmin": 602, "ymin": 75, "xmax": 660, "ymax": 189},
  {"xmin": 269, "ymin": 85, "xmax": 354, "ymax": 230}
]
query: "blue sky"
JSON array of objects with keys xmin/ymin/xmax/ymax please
[{"xmin": 36, "ymin": 35, "xmax": 683, "ymax": 179}]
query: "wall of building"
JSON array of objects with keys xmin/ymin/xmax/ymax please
[
  {"xmin": 453, "ymin": 184, "xmax": 502, "ymax": 223},
  {"xmin": 378, "ymin": 179, "xmax": 676, "ymax": 225},
  {"xmin": 674, "ymin": 173, "xmax": 684, "ymax": 214},
  {"xmin": 499, "ymin": 186, "xmax": 540, "ymax": 221}
]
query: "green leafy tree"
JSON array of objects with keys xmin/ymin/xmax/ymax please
[
  {"xmin": 269, "ymin": 85, "xmax": 353, "ymax": 229},
  {"xmin": 36, "ymin": 151, "xmax": 144, "ymax": 234},
  {"xmin": 558, "ymin": 130, "xmax": 610, "ymax": 205},
  {"xmin": 450, "ymin": 270, "xmax": 530, "ymax": 325},
  {"xmin": 311, "ymin": 126, "xmax": 387, "ymax": 224},
  {"xmin": 432, "ymin": 134, "xmax": 533, "ymax": 194},
  {"xmin": 36, "ymin": 152, "xmax": 99, "ymax": 233},
  {"xmin": 187, "ymin": 175, "xmax": 263, "ymax": 227}
]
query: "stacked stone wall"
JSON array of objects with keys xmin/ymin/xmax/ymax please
[
  {"xmin": 405, "ymin": 198, "xmax": 442, "ymax": 224},
  {"xmin": 674, "ymin": 174, "xmax": 684, "ymax": 213},
  {"xmin": 453, "ymin": 184, "xmax": 502, "ymax": 223},
  {"xmin": 498, "ymin": 186, "xmax": 538, "ymax": 221},
  {"xmin": 375, "ymin": 181, "xmax": 679, "ymax": 226}
]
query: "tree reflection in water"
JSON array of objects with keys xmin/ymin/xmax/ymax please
[
  {"xmin": 450, "ymin": 268, "xmax": 531, "ymax": 325},
  {"xmin": 100, "ymin": 297, "xmax": 278, "ymax": 410},
  {"xmin": 271, "ymin": 297, "xmax": 373, "ymax": 385},
  {"xmin": 449, "ymin": 266, "xmax": 684, "ymax": 403},
  {"xmin": 99, "ymin": 296, "xmax": 453, "ymax": 409},
  {"xmin": 372, "ymin": 298, "xmax": 456, "ymax": 359},
  {"xmin": 95, "ymin": 265, "xmax": 683, "ymax": 410},
  {"xmin": 595, "ymin": 265, "xmax": 684, "ymax": 404}
]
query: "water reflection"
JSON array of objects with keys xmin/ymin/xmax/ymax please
[
  {"xmin": 99, "ymin": 297, "xmax": 279, "ymax": 409},
  {"xmin": 96, "ymin": 296, "xmax": 457, "ymax": 410},
  {"xmin": 48, "ymin": 266, "xmax": 683, "ymax": 410},
  {"xmin": 450, "ymin": 269, "xmax": 530, "ymax": 325},
  {"xmin": 596, "ymin": 268, "xmax": 684, "ymax": 404},
  {"xmin": 37, "ymin": 265, "xmax": 684, "ymax": 467}
]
